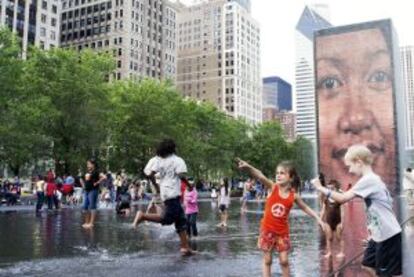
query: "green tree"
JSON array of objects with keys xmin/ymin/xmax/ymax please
[
  {"xmin": 26, "ymin": 48, "xmax": 115, "ymax": 175},
  {"xmin": 0, "ymin": 28, "xmax": 51, "ymax": 175}
]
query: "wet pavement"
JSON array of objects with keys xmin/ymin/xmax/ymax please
[{"xmin": 0, "ymin": 197, "xmax": 320, "ymax": 277}]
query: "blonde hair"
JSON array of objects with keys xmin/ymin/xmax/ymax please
[{"xmin": 344, "ymin": 145, "xmax": 374, "ymax": 165}]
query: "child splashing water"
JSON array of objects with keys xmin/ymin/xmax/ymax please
[
  {"xmin": 132, "ymin": 139, "xmax": 194, "ymax": 256},
  {"xmin": 320, "ymin": 179, "xmax": 344, "ymax": 260},
  {"xmin": 237, "ymin": 159, "xmax": 325, "ymax": 277}
]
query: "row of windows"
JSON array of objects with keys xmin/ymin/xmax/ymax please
[
  {"xmin": 61, "ymin": 25, "xmax": 110, "ymax": 41},
  {"xmin": 62, "ymin": 14, "xmax": 111, "ymax": 31},
  {"xmin": 63, "ymin": 0, "xmax": 109, "ymax": 9},
  {"xmin": 62, "ymin": 3, "xmax": 111, "ymax": 20}
]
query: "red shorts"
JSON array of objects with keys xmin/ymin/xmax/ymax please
[{"xmin": 257, "ymin": 229, "xmax": 291, "ymax": 252}]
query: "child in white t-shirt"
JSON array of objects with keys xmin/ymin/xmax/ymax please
[
  {"xmin": 217, "ymin": 178, "xmax": 231, "ymax": 227},
  {"xmin": 313, "ymin": 145, "xmax": 402, "ymax": 276},
  {"xmin": 131, "ymin": 139, "xmax": 194, "ymax": 256}
]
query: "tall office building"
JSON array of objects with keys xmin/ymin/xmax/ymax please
[
  {"xmin": 401, "ymin": 46, "xmax": 414, "ymax": 150},
  {"xmin": 262, "ymin": 76, "xmax": 292, "ymax": 112},
  {"xmin": 176, "ymin": 0, "xmax": 261, "ymax": 124},
  {"xmin": 294, "ymin": 6, "xmax": 331, "ymax": 141},
  {"xmin": 0, "ymin": 0, "xmax": 61, "ymax": 55},
  {"xmin": 60, "ymin": 0, "xmax": 177, "ymax": 81}
]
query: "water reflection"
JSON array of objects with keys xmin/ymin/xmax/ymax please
[{"xmin": 0, "ymin": 199, "xmax": 320, "ymax": 277}]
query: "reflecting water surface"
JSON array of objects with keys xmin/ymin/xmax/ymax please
[{"xmin": 0, "ymin": 198, "xmax": 320, "ymax": 277}]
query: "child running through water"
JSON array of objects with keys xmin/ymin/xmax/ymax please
[
  {"xmin": 320, "ymin": 179, "xmax": 344, "ymax": 259},
  {"xmin": 237, "ymin": 158, "xmax": 325, "ymax": 277},
  {"xmin": 184, "ymin": 178, "xmax": 198, "ymax": 238},
  {"xmin": 217, "ymin": 178, "xmax": 231, "ymax": 227},
  {"xmin": 132, "ymin": 139, "xmax": 194, "ymax": 256},
  {"xmin": 312, "ymin": 145, "xmax": 402, "ymax": 277}
]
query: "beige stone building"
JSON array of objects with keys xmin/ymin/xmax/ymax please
[
  {"xmin": 60, "ymin": 0, "xmax": 177, "ymax": 81},
  {"xmin": 0, "ymin": 0, "xmax": 61, "ymax": 56},
  {"xmin": 176, "ymin": 0, "xmax": 261, "ymax": 124},
  {"xmin": 263, "ymin": 107, "xmax": 296, "ymax": 141}
]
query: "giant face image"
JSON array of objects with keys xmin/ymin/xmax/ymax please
[{"xmin": 316, "ymin": 24, "xmax": 397, "ymax": 189}]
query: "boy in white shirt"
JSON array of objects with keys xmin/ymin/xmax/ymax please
[
  {"xmin": 132, "ymin": 139, "xmax": 193, "ymax": 256},
  {"xmin": 313, "ymin": 144, "xmax": 402, "ymax": 276}
]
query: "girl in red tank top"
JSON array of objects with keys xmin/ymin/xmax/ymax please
[{"xmin": 237, "ymin": 159, "xmax": 325, "ymax": 277}]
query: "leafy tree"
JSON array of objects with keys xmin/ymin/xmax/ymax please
[{"xmin": 25, "ymin": 48, "xmax": 115, "ymax": 175}]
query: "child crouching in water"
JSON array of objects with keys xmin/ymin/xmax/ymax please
[{"xmin": 237, "ymin": 159, "xmax": 325, "ymax": 277}]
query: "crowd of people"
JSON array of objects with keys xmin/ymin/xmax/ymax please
[
  {"xmin": 0, "ymin": 138, "xmax": 406, "ymax": 277},
  {"xmin": 0, "ymin": 176, "xmax": 22, "ymax": 206}
]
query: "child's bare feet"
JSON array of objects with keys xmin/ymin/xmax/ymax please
[
  {"xmin": 324, "ymin": 252, "xmax": 332, "ymax": 259},
  {"xmin": 82, "ymin": 223, "xmax": 93, "ymax": 229},
  {"xmin": 180, "ymin": 248, "xmax": 196, "ymax": 256}
]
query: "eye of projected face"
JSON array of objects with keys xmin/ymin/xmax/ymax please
[
  {"xmin": 367, "ymin": 70, "xmax": 391, "ymax": 91},
  {"xmin": 317, "ymin": 76, "xmax": 343, "ymax": 91}
]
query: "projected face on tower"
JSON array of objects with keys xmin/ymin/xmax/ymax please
[{"xmin": 315, "ymin": 22, "xmax": 396, "ymax": 188}]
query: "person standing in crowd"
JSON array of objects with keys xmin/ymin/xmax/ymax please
[
  {"xmin": 184, "ymin": 178, "xmax": 198, "ymax": 238},
  {"xmin": 82, "ymin": 159, "xmax": 106, "ymax": 229},
  {"xmin": 217, "ymin": 178, "xmax": 231, "ymax": 227},
  {"xmin": 35, "ymin": 175, "xmax": 46, "ymax": 213}
]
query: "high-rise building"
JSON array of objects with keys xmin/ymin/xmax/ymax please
[
  {"xmin": 0, "ymin": 0, "xmax": 61, "ymax": 56},
  {"xmin": 294, "ymin": 6, "xmax": 331, "ymax": 141},
  {"xmin": 401, "ymin": 46, "xmax": 414, "ymax": 150},
  {"xmin": 262, "ymin": 108, "xmax": 296, "ymax": 141},
  {"xmin": 60, "ymin": 0, "xmax": 177, "ymax": 81},
  {"xmin": 262, "ymin": 76, "xmax": 292, "ymax": 112},
  {"xmin": 176, "ymin": 0, "xmax": 261, "ymax": 124}
]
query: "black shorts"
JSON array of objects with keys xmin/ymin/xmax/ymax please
[
  {"xmin": 219, "ymin": 204, "xmax": 228, "ymax": 212},
  {"xmin": 160, "ymin": 197, "xmax": 187, "ymax": 233},
  {"xmin": 362, "ymin": 232, "xmax": 402, "ymax": 276}
]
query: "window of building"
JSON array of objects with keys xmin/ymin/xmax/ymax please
[
  {"xmin": 42, "ymin": 1, "xmax": 47, "ymax": 10},
  {"xmin": 52, "ymin": 5, "xmax": 57, "ymax": 14},
  {"xmin": 40, "ymin": 27, "xmax": 46, "ymax": 37}
]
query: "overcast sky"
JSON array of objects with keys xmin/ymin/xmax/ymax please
[
  {"xmin": 251, "ymin": 0, "xmax": 414, "ymax": 84},
  {"xmin": 179, "ymin": 0, "xmax": 414, "ymax": 85}
]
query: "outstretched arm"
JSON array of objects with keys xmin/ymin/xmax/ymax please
[
  {"xmin": 236, "ymin": 158, "xmax": 274, "ymax": 190},
  {"xmin": 312, "ymin": 178, "xmax": 356, "ymax": 204},
  {"xmin": 295, "ymin": 194, "xmax": 325, "ymax": 230}
]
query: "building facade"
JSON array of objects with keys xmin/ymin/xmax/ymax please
[
  {"xmin": 401, "ymin": 46, "xmax": 414, "ymax": 150},
  {"xmin": 60, "ymin": 0, "xmax": 177, "ymax": 81},
  {"xmin": 263, "ymin": 107, "xmax": 296, "ymax": 141},
  {"xmin": 294, "ymin": 6, "xmax": 331, "ymax": 141},
  {"xmin": 262, "ymin": 76, "xmax": 292, "ymax": 112},
  {"xmin": 176, "ymin": 0, "xmax": 261, "ymax": 124},
  {"xmin": 0, "ymin": 0, "xmax": 61, "ymax": 55}
]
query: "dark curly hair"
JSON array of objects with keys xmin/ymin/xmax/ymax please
[{"xmin": 156, "ymin": 139, "xmax": 176, "ymax": 158}]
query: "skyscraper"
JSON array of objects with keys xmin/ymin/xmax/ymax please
[
  {"xmin": 0, "ymin": 0, "xmax": 61, "ymax": 56},
  {"xmin": 176, "ymin": 0, "xmax": 261, "ymax": 124},
  {"xmin": 401, "ymin": 46, "xmax": 414, "ymax": 151},
  {"xmin": 262, "ymin": 76, "xmax": 292, "ymax": 112},
  {"xmin": 294, "ymin": 6, "xmax": 331, "ymax": 141},
  {"xmin": 60, "ymin": 0, "xmax": 177, "ymax": 81}
]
